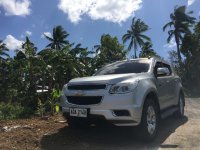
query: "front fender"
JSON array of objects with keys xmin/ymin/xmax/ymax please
[{"xmin": 134, "ymin": 78, "xmax": 158, "ymax": 107}]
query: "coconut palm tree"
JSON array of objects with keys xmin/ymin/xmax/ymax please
[
  {"xmin": 163, "ymin": 5, "xmax": 196, "ymax": 63},
  {"xmin": 139, "ymin": 41, "xmax": 157, "ymax": 58},
  {"xmin": 45, "ymin": 25, "xmax": 69, "ymax": 50},
  {"xmin": 0, "ymin": 40, "xmax": 9, "ymax": 59},
  {"xmin": 122, "ymin": 17, "xmax": 150, "ymax": 58}
]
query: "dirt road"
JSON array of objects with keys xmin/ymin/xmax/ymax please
[{"xmin": 1, "ymin": 97, "xmax": 200, "ymax": 150}]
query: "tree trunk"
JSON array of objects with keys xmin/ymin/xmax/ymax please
[
  {"xmin": 134, "ymin": 48, "xmax": 137, "ymax": 58},
  {"xmin": 175, "ymin": 34, "xmax": 182, "ymax": 63}
]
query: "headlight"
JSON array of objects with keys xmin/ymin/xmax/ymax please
[
  {"xmin": 109, "ymin": 81, "xmax": 138, "ymax": 94},
  {"xmin": 62, "ymin": 84, "xmax": 68, "ymax": 92}
]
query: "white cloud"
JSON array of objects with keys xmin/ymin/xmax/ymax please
[
  {"xmin": 188, "ymin": 0, "xmax": 195, "ymax": 6},
  {"xmin": 163, "ymin": 37, "xmax": 176, "ymax": 49},
  {"xmin": 3, "ymin": 35, "xmax": 24, "ymax": 50},
  {"xmin": 41, "ymin": 32, "xmax": 52, "ymax": 38},
  {"xmin": 25, "ymin": 30, "xmax": 32, "ymax": 36},
  {"xmin": 0, "ymin": 0, "xmax": 31, "ymax": 16},
  {"xmin": 20, "ymin": 30, "xmax": 32, "ymax": 39},
  {"xmin": 58, "ymin": 0, "xmax": 142, "ymax": 24}
]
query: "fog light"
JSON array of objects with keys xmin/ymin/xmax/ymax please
[{"xmin": 113, "ymin": 110, "xmax": 130, "ymax": 116}]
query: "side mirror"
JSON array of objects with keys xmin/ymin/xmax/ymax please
[{"xmin": 157, "ymin": 67, "xmax": 170, "ymax": 77}]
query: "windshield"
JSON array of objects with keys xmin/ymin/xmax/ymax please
[{"xmin": 95, "ymin": 60, "xmax": 150, "ymax": 75}]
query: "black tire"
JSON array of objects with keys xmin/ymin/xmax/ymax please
[
  {"xmin": 139, "ymin": 98, "xmax": 159, "ymax": 141},
  {"xmin": 174, "ymin": 92, "xmax": 185, "ymax": 118}
]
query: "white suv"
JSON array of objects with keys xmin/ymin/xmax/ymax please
[{"xmin": 60, "ymin": 57, "xmax": 185, "ymax": 141}]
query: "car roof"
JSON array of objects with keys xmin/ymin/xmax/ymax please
[{"xmin": 122, "ymin": 57, "xmax": 170, "ymax": 65}]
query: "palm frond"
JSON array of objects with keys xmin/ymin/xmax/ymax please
[
  {"xmin": 163, "ymin": 21, "xmax": 174, "ymax": 31},
  {"xmin": 122, "ymin": 33, "xmax": 131, "ymax": 43},
  {"xmin": 140, "ymin": 34, "xmax": 151, "ymax": 41},
  {"xmin": 44, "ymin": 34, "xmax": 54, "ymax": 42}
]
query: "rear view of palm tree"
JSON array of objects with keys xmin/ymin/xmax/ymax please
[
  {"xmin": 122, "ymin": 17, "xmax": 150, "ymax": 58},
  {"xmin": 0, "ymin": 40, "xmax": 9, "ymax": 59},
  {"xmin": 45, "ymin": 25, "xmax": 69, "ymax": 50},
  {"xmin": 163, "ymin": 5, "xmax": 196, "ymax": 63}
]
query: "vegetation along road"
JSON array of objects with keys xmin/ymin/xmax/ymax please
[{"xmin": 0, "ymin": 97, "xmax": 200, "ymax": 150}]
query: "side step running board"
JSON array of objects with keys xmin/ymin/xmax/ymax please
[{"xmin": 161, "ymin": 106, "xmax": 179, "ymax": 119}]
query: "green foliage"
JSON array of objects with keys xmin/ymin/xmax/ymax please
[
  {"xmin": 48, "ymin": 89, "xmax": 61, "ymax": 115},
  {"xmin": 35, "ymin": 89, "xmax": 61, "ymax": 116},
  {"xmin": 94, "ymin": 34, "xmax": 126, "ymax": 69},
  {"xmin": 163, "ymin": 5, "xmax": 196, "ymax": 62},
  {"xmin": 169, "ymin": 19, "xmax": 200, "ymax": 94},
  {"xmin": 0, "ymin": 40, "xmax": 9, "ymax": 59},
  {"xmin": 36, "ymin": 99, "xmax": 45, "ymax": 117},
  {"xmin": 122, "ymin": 17, "xmax": 151, "ymax": 58},
  {"xmin": 0, "ymin": 103, "xmax": 33, "ymax": 120},
  {"xmin": 139, "ymin": 42, "xmax": 158, "ymax": 58},
  {"xmin": 45, "ymin": 25, "xmax": 69, "ymax": 50}
]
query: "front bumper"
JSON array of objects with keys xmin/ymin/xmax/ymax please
[{"xmin": 60, "ymin": 89, "xmax": 143, "ymax": 126}]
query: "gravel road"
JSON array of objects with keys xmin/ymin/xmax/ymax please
[{"xmin": 41, "ymin": 97, "xmax": 200, "ymax": 150}]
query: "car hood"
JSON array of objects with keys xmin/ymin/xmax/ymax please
[{"xmin": 68, "ymin": 73, "xmax": 150, "ymax": 85}]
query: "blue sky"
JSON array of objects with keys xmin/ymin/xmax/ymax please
[{"xmin": 0, "ymin": 0, "xmax": 200, "ymax": 59}]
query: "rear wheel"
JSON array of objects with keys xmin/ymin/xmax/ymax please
[{"xmin": 139, "ymin": 98, "xmax": 159, "ymax": 141}]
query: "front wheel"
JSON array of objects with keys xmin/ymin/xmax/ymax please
[
  {"xmin": 139, "ymin": 98, "xmax": 159, "ymax": 141},
  {"xmin": 174, "ymin": 93, "xmax": 185, "ymax": 118}
]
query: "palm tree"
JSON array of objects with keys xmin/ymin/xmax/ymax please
[
  {"xmin": 45, "ymin": 25, "xmax": 69, "ymax": 50},
  {"xmin": 122, "ymin": 17, "xmax": 150, "ymax": 58},
  {"xmin": 0, "ymin": 40, "xmax": 9, "ymax": 59},
  {"xmin": 163, "ymin": 5, "xmax": 196, "ymax": 63},
  {"xmin": 94, "ymin": 34, "xmax": 126, "ymax": 69},
  {"xmin": 22, "ymin": 37, "xmax": 37, "ymax": 57},
  {"xmin": 139, "ymin": 41, "xmax": 157, "ymax": 58}
]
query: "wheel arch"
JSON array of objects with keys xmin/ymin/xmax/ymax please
[{"xmin": 142, "ymin": 90, "xmax": 161, "ymax": 118}]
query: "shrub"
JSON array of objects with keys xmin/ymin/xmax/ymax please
[
  {"xmin": 0, "ymin": 103, "xmax": 34, "ymax": 120},
  {"xmin": 46, "ymin": 89, "xmax": 61, "ymax": 115},
  {"xmin": 36, "ymin": 99, "xmax": 45, "ymax": 117}
]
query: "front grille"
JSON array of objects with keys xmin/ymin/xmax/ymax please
[
  {"xmin": 67, "ymin": 96, "xmax": 102, "ymax": 105},
  {"xmin": 68, "ymin": 84, "xmax": 106, "ymax": 90}
]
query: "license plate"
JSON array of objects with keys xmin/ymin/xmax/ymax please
[{"xmin": 69, "ymin": 108, "xmax": 87, "ymax": 118}]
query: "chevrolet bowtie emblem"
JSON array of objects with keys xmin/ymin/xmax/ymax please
[{"xmin": 74, "ymin": 90, "xmax": 85, "ymax": 96}]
